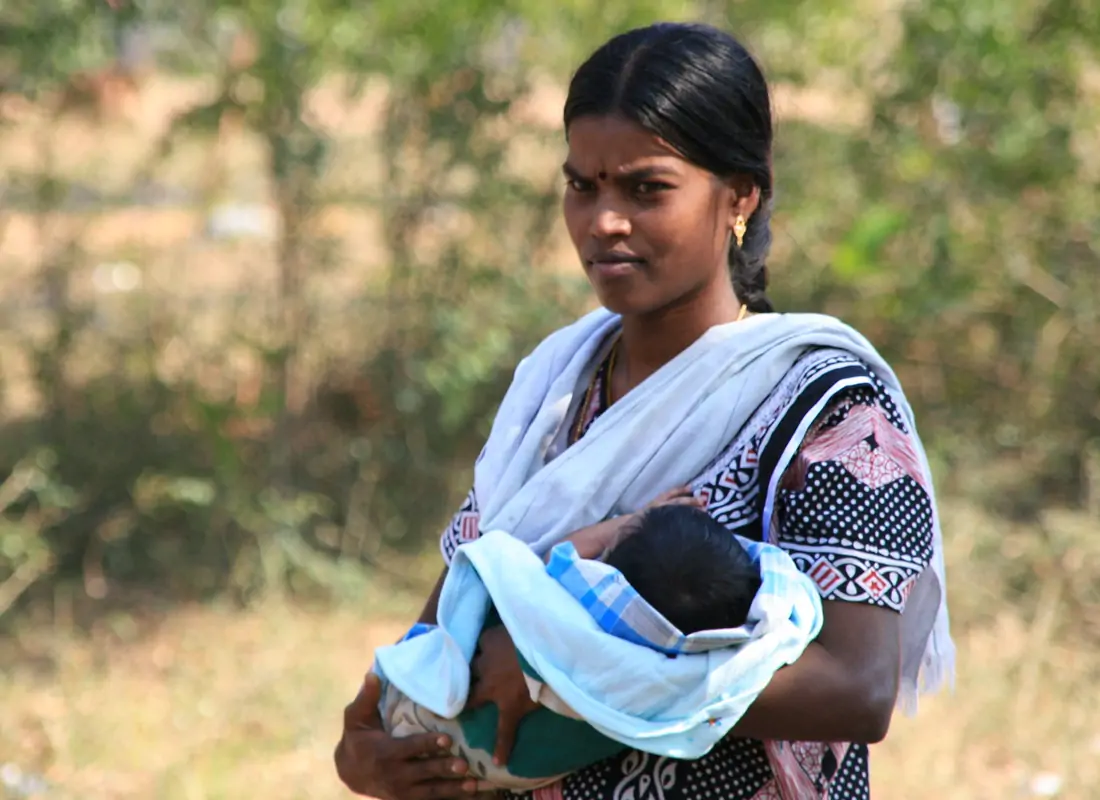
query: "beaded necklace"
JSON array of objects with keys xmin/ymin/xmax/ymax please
[
  {"xmin": 567, "ymin": 337, "xmax": 620, "ymax": 446},
  {"xmin": 565, "ymin": 304, "xmax": 749, "ymax": 447}
]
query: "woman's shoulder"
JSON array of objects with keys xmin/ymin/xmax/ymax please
[
  {"xmin": 690, "ymin": 345, "xmax": 911, "ymax": 527},
  {"xmin": 754, "ymin": 345, "xmax": 882, "ymax": 439},
  {"xmin": 753, "ymin": 345, "xmax": 919, "ymax": 488}
]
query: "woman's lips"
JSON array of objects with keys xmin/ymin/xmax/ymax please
[{"xmin": 587, "ymin": 257, "xmax": 645, "ymax": 278}]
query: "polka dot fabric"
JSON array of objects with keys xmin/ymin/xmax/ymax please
[{"xmin": 777, "ymin": 384, "xmax": 934, "ymax": 612}]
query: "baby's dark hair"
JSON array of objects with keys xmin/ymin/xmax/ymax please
[{"xmin": 603, "ymin": 505, "xmax": 761, "ymax": 634}]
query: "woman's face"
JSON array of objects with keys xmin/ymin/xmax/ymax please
[{"xmin": 562, "ymin": 114, "xmax": 749, "ymax": 318}]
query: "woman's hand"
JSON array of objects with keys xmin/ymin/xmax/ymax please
[
  {"xmin": 644, "ymin": 485, "xmax": 705, "ymax": 511},
  {"xmin": 334, "ymin": 673, "xmax": 480, "ymax": 799},
  {"xmin": 555, "ymin": 485, "xmax": 705, "ymax": 561},
  {"xmin": 466, "ymin": 624, "xmax": 540, "ymax": 767}
]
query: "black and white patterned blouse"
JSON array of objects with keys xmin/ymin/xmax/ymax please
[{"xmin": 440, "ymin": 346, "xmax": 935, "ymax": 800}]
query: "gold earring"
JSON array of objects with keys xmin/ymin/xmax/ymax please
[{"xmin": 733, "ymin": 215, "xmax": 747, "ymax": 248}]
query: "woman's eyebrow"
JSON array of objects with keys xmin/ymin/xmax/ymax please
[
  {"xmin": 562, "ymin": 163, "xmax": 680, "ymax": 180},
  {"xmin": 618, "ymin": 165, "xmax": 680, "ymax": 180},
  {"xmin": 562, "ymin": 162, "xmax": 586, "ymax": 179}
]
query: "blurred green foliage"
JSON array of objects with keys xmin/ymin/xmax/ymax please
[{"xmin": 0, "ymin": 0, "xmax": 1096, "ymax": 621}]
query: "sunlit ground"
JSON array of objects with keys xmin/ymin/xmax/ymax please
[{"xmin": 2, "ymin": 502, "xmax": 1098, "ymax": 800}]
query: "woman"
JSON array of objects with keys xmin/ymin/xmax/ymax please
[{"xmin": 335, "ymin": 22, "xmax": 952, "ymax": 800}]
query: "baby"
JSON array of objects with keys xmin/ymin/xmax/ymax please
[
  {"xmin": 602, "ymin": 503, "xmax": 761, "ymax": 635},
  {"xmin": 380, "ymin": 503, "xmax": 762, "ymax": 790}
]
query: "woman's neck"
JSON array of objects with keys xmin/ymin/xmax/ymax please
[{"xmin": 615, "ymin": 283, "xmax": 744, "ymax": 392}]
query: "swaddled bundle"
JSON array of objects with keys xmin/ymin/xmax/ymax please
[{"xmin": 374, "ymin": 508, "xmax": 823, "ymax": 790}]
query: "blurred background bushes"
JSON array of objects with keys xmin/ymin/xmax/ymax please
[{"xmin": 0, "ymin": 0, "xmax": 1097, "ymax": 623}]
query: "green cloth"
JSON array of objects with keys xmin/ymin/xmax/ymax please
[{"xmin": 456, "ymin": 607, "xmax": 627, "ymax": 778}]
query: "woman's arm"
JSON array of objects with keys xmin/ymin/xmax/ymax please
[
  {"xmin": 730, "ymin": 600, "xmax": 901, "ymax": 743},
  {"xmin": 417, "ymin": 567, "xmax": 448, "ymax": 625},
  {"xmin": 543, "ymin": 517, "xmax": 628, "ymax": 562},
  {"xmin": 543, "ymin": 486, "xmax": 705, "ymax": 563},
  {"xmin": 729, "ymin": 384, "xmax": 932, "ymax": 744}
]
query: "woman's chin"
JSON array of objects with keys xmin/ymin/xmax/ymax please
[
  {"xmin": 598, "ymin": 299, "xmax": 675, "ymax": 321},
  {"xmin": 592, "ymin": 289, "xmax": 655, "ymax": 318},
  {"xmin": 597, "ymin": 300, "xmax": 640, "ymax": 318}
]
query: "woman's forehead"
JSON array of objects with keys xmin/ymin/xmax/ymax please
[{"xmin": 564, "ymin": 115, "xmax": 690, "ymax": 174}]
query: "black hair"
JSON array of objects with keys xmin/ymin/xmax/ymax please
[
  {"xmin": 603, "ymin": 504, "xmax": 762, "ymax": 634},
  {"xmin": 563, "ymin": 23, "xmax": 775, "ymax": 313}
]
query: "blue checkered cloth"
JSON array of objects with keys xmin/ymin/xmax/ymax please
[{"xmin": 547, "ymin": 536, "xmax": 814, "ymax": 656}]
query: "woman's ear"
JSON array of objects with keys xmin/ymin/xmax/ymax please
[{"xmin": 727, "ymin": 180, "xmax": 761, "ymax": 234}]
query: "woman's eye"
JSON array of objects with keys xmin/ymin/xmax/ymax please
[
  {"xmin": 566, "ymin": 178, "xmax": 595, "ymax": 192},
  {"xmin": 635, "ymin": 182, "xmax": 670, "ymax": 195}
]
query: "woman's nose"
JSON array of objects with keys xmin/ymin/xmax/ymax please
[{"xmin": 591, "ymin": 200, "xmax": 631, "ymax": 239}]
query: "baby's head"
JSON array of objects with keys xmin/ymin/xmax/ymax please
[{"xmin": 602, "ymin": 505, "xmax": 761, "ymax": 634}]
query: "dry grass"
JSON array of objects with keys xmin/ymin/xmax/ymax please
[
  {"xmin": 0, "ymin": 592, "xmax": 422, "ymax": 800},
  {"xmin": 878, "ymin": 620, "xmax": 1100, "ymax": 798},
  {"xmin": 1, "ymin": 502, "xmax": 1098, "ymax": 799}
]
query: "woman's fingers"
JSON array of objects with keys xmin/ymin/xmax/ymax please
[
  {"xmin": 344, "ymin": 673, "xmax": 385, "ymax": 731},
  {"xmin": 663, "ymin": 495, "xmax": 706, "ymax": 507},
  {"xmin": 383, "ymin": 744, "xmax": 472, "ymax": 800},
  {"xmin": 387, "ymin": 730, "xmax": 456, "ymax": 761},
  {"xmin": 646, "ymin": 486, "xmax": 703, "ymax": 509},
  {"xmin": 647, "ymin": 486, "xmax": 698, "ymax": 507},
  {"xmin": 335, "ymin": 726, "xmax": 457, "ymax": 798},
  {"xmin": 652, "ymin": 486, "xmax": 690, "ymax": 503},
  {"xmin": 395, "ymin": 753, "xmax": 470, "ymax": 782},
  {"xmin": 492, "ymin": 704, "xmax": 522, "ymax": 767}
]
